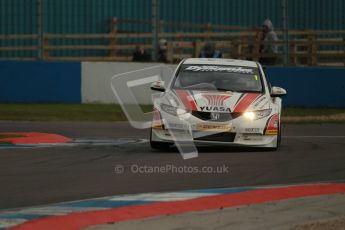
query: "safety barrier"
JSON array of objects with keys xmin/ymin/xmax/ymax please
[
  {"xmin": 0, "ymin": 61, "xmax": 344, "ymax": 107},
  {"xmin": 267, "ymin": 67, "xmax": 345, "ymax": 107},
  {"xmin": 0, "ymin": 61, "xmax": 81, "ymax": 103}
]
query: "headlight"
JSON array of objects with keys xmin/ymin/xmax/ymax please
[
  {"xmin": 177, "ymin": 108, "xmax": 191, "ymax": 120},
  {"xmin": 160, "ymin": 104, "xmax": 177, "ymax": 116},
  {"xmin": 243, "ymin": 111, "xmax": 255, "ymax": 120},
  {"xmin": 243, "ymin": 109, "xmax": 272, "ymax": 120},
  {"xmin": 160, "ymin": 104, "xmax": 191, "ymax": 120}
]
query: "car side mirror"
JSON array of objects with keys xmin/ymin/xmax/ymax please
[
  {"xmin": 271, "ymin": 86, "xmax": 287, "ymax": 97},
  {"xmin": 150, "ymin": 80, "xmax": 166, "ymax": 92}
]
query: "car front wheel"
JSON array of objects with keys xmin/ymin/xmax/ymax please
[
  {"xmin": 269, "ymin": 124, "xmax": 281, "ymax": 151},
  {"xmin": 150, "ymin": 128, "xmax": 171, "ymax": 150}
]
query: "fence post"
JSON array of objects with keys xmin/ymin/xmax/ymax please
[
  {"xmin": 194, "ymin": 41, "xmax": 203, "ymax": 58},
  {"xmin": 159, "ymin": 20, "xmax": 164, "ymax": 44},
  {"xmin": 281, "ymin": 0, "xmax": 289, "ymax": 66},
  {"xmin": 308, "ymin": 33, "xmax": 317, "ymax": 66},
  {"xmin": 240, "ymin": 35, "xmax": 248, "ymax": 59},
  {"xmin": 193, "ymin": 41, "xmax": 197, "ymax": 58},
  {"xmin": 159, "ymin": 20, "xmax": 165, "ymax": 34},
  {"xmin": 37, "ymin": 0, "xmax": 44, "ymax": 60},
  {"xmin": 312, "ymin": 38, "xmax": 317, "ymax": 66},
  {"xmin": 231, "ymin": 40, "xmax": 240, "ymax": 59},
  {"xmin": 151, "ymin": 0, "xmax": 159, "ymax": 61},
  {"xmin": 43, "ymin": 35, "xmax": 49, "ymax": 60},
  {"xmin": 167, "ymin": 41, "xmax": 173, "ymax": 63},
  {"xmin": 307, "ymin": 33, "xmax": 312, "ymax": 66},
  {"xmin": 110, "ymin": 17, "xmax": 118, "ymax": 58},
  {"xmin": 253, "ymin": 30, "xmax": 261, "ymax": 61},
  {"xmin": 343, "ymin": 40, "xmax": 345, "ymax": 66},
  {"xmin": 204, "ymin": 23, "xmax": 212, "ymax": 40},
  {"xmin": 289, "ymin": 40, "xmax": 296, "ymax": 65}
]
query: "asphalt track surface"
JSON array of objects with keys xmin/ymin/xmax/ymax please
[{"xmin": 0, "ymin": 121, "xmax": 344, "ymax": 210}]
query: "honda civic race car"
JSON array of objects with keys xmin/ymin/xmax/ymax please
[{"xmin": 150, "ymin": 58, "xmax": 286, "ymax": 150}]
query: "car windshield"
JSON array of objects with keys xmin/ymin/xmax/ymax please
[{"xmin": 173, "ymin": 64, "xmax": 263, "ymax": 93}]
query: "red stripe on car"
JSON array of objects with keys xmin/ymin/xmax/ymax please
[
  {"xmin": 233, "ymin": 93, "xmax": 261, "ymax": 112},
  {"xmin": 175, "ymin": 89, "xmax": 198, "ymax": 111}
]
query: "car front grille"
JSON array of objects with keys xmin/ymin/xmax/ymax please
[{"xmin": 192, "ymin": 111, "xmax": 242, "ymax": 122}]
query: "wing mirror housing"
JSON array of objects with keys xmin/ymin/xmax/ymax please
[
  {"xmin": 271, "ymin": 86, "xmax": 287, "ymax": 97},
  {"xmin": 150, "ymin": 80, "xmax": 166, "ymax": 92}
]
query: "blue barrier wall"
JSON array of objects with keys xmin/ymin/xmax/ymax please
[
  {"xmin": 0, "ymin": 61, "xmax": 81, "ymax": 103},
  {"xmin": 266, "ymin": 67, "xmax": 345, "ymax": 107},
  {"xmin": 0, "ymin": 61, "xmax": 344, "ymax": 107}
]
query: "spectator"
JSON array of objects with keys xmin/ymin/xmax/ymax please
[
  {"xmin": 132, "ymin": 46, "xmax": 151, "ymax": 62},
  {"xmin": 199, "ymin": 42, "xmax": 222, "ymax": 58},
  {"xmin": 158, "ymin": 39, "xmax": 168, "ymax": 62},
  {"xmin": 259, "ymin": 19, "xmax": 278, "ymax": 65}
]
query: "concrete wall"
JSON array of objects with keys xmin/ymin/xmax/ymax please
[
  {"xmin": 81, "ymin": 62, "xmax": 175, "ymax": 104},
  {"xmin": 82, "ymin": 62, "xmax": 345, "ymax": 107}
]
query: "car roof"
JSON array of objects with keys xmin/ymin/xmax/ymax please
[{"xmin": 183, "ymin": 58, "xmax": 258, "ymax": 68}]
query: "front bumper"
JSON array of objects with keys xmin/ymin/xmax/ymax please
[{"xmin": 151, "ymin": 115, "xmax": 278, "ymax": 148}]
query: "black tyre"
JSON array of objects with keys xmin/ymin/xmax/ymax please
[
  {"xmin": 277, "ymin": 124, "xmax": 282, "ymax": 149},
  {"xmin": 268, "ymin": 123, "xmax": 281, "ymax": 151},
  {"xmin": 150, "ymin": 128, "xmax": 171, "ymax": 150}
]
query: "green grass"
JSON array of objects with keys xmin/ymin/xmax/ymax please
[
  {"xmin": 282, "ymin": 107, "xmax": 345, "ymax": 117},
  {"xmin": 0, "ymin": 104, "xmax": 153, "ymax": 121},
  {"xmin": 0, "ymin": 141, "xmax": 12, "ymax": 145},
  {"xmin": 0, "ymin": 104, "xmax": 344, "ymax": 123},
  {"xmin": 0, "ymin": 134, "xmax": 24, "ymax": 144},
  {"xmin": 0, "ymin": 134, "xmax": 25, "ymax": 139}
]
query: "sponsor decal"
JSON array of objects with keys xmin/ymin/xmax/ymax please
[
  {"xmin": 200, "ymin": 94, "xmax": 231, "ymax": 112},
  {"xmin": 264, "ymin": 114, "xmax": 279, "ymax": 135},
  {"xmin": 185, "ymin": 65, "xmax": 254, "ymax": 74},
  {"xmin": 253, "ymin": 96, "xmax": 266, "ymax": 108},
  {"xmin": 266, "ymin": 130, "xmax": 278, "ymax": 135},
  {"xmin": 196, "ymin": 123, "xmax": 231, "ymax": 132},
  {"xmin": 165, "ymin": 123, "xmax": 189, "ymax": 130},
  {"xmin": 244, "ymin": 128, "xmax": 261, "ymax": 133},
  {"xmin": 199, "ymin": 106, "xmax": 232, "ymax": 112},
  {"xmin": 259, "ymin": 101, "xmax": 269, "ymax": 110},
  {"xmin": 204, "ymin": 95, "xmax": 231, "ymax": 106}
]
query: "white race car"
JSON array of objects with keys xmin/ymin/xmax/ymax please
[{"xmin": 150, "ymin": 58, "xmax": 287, "ymax": 150}]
